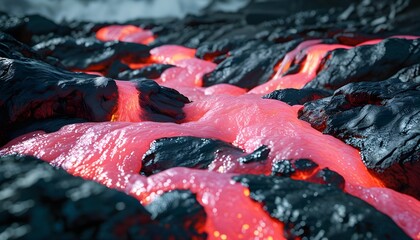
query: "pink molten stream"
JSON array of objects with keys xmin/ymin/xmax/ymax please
[
  {"xmin": 249, "ymin": 43, "xmax": 351, "ymax": 94},
  {"xmin": 1, "ymin": 94, "xmax": 419, "ymax": 238},
  {"xmin": 96, "ymin": 25, "xmax": 155, "ymax": 45},
  {"xmin": 3, "ymin": 36, "xmax": 420, "ymax": 239}
]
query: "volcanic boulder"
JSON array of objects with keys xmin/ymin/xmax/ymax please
[
  {"xmin": 33, "ymin": 37, "xmax": 151, "ymax": 78},
  {"xmin": 141, "ymin": 136, "xmax": 270, "ymax": 176},
  {"xmin": 305, "ymin": 38, "xmax": 420, "ymax": 91},
  {"xmin": 263, "ymin": 88, "xmax": 331, "ymax": 105},
  {"xmin": 0, "ymin": 57, "xmax": 117, "ymax": 144},
  {"xmin": 0, "ymin": 155, "xmax": 207, "ymax": 240},
  {"xmin": 299, "ymin": 76, "xmax": 420, "ymax": 198},
  {"xmin": 234, "ymin": 174, "xmax": 410, "ymax": 239}
]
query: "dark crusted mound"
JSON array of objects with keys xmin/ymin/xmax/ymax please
[
  {"xmin": 0, "ymin": 50, "xmax": 189, "ymax": 144},
  {"xmin": 0, "ymin": 57, "xmax": 117, "ymax": 145},
  {"xmin": 202, "ymin": 40, "xmax": 301, "ymax": 89},
  {"xmin": 0, "ymin": 155, "xmax": 207, "ymax": 240},
  {"xmin": 299, "ymin": 76, "xmax": 420, "ymax": 198},
  {"xmin": 234, "ymin": 174, "xmax": 410, "ymax": 240},
  {"xmin": 263, "ymin": 88, "xmax": 331, "ymax": 105},
  {"xmin": 33, "ymin": 37, "xmax": 151, "ymax": 78},
  {"xmin": 271, "ymin": 158, "xmax": 345, "ymax": 189},
  {"xmin": 132, "ymin": 80, "xmax": 190, "ymax": 123},
  {"xmin": 305, "ymin": 38, "xmax": 420, "ymax": 91},
  {"xmin": 141, "ymin": 136, "xmax": 269, "ymax": 176},
  {"xmin": 117, "ymin": 64, "xmax": 175, "ymax": 80}
]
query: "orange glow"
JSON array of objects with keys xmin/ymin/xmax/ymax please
[
  {"xmin": 96, "ymin": 25, "xmax": 156, "ymax": 45},
  {"xmin": 242, "ymin": 224, "xmax": 250, "ymax": 231},
  {"xmin": 250, "ymin": 42, "xmax": 350, "ymax": 94},
  {"xmin": 243, "ymin": 188, "xmax": 250, "ymax": 197},
  {"xmin": 150, "ymin": 45, "xmax": 197, "ymax": 65},
  {"xmin": 112, "ymin": 80, "xmax": 142, "ymax": 122}
]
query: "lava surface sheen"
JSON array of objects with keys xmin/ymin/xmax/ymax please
[{"xmin": 2, "ymin": 33, "xmax": 420, "ymax": 239}]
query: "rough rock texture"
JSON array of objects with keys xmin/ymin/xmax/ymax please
[
  {"xmin": 299, "ymin": 77, "xmax": 420, "ymax": 198},
  {"xmin": 145, "ymin": 190, "xmax": 207, "ymax": 238},
  {"xmin": 305, "ymin": 38, "xmax": 420, "ymax": 91},
  {"xmin": 33, "ymin": 37, "xmax": 151, "ymax": 78},
  {"xmin": 117, "ymin": 64, "xmax": 175, "ymax": 80},
  {"xmin": 133, "ymin": 79, "xmax": 190, "ymax": 122},
  {"xmin": 0, "ymin": 57, "xmax": 117, "ymax": 144},
  {"xmin": 0, "ymin": 50, "xmax": 189, "ymax": 144},
  {"xmin": 271, "ymin": 158, "xmax": 345, "ymax": 189},
  {"xmin": 0, "ymin": 12, "xmax": 104, "ymax": 45},
  {"xmin": 141, "ymin": 136, "xmax": 269, "ymax": 176},
  {"xmin": 0, "ymin": 155, "xmax": 207, "ymax": 240},
  {"xmin": 263, "ymin": 88, "xmax": 331, "ymax": 105},
  {"xmin": 234, "ymin": 174, "xmax": 410, "ymax": 240},
  {"xmin": 0, "ymin": 31, "xmax": 50, "ymax": 61},
  {"xmin": 202, "ymin": 40, "xmax": 301, "ymax": 89}
]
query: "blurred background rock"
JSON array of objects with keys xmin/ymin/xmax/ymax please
[{"xmin": 0, "ymin": 0, "xmax": 250, "ymax": 22}]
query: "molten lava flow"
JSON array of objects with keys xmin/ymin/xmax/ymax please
[
  {"xmin": 96, "ymin": 25, "xmax": 155, "ymax": 45},
  {"xmin": 150, "ymin": 45, "xmax": 197, "ymax": 65},
  {"xmin": 111, "ymin": 80, "xmax": 141, "ymax": 122},
  {"xmin": 2, "ymin": 29, "xmax": 420, "ymax": 238},
  {"xmin": 249, "ymin": 42, "xmax": 351, "ymax": 94},
  {"xmin": 127, "ymin": 169, "xmax": 284, "ymax": 239}
]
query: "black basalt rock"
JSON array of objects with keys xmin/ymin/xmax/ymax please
[
  {"xmin": 0, "ymin": 155, "xmax": 207, "ymax": 240},
  {"xmin": 308, "ymin": 168, "xmax": 346, "ymax": 190},
  {"xmin": 117, "ymin": 64, "xmax": 175, "ymax": 80},
  {"xmin": 0, "ymin": 57, "xmax": 118, "ymax": 145},
  {"xmin": 141, "ymin": 136, "xmax": 240, "ymax": 176},
  {"xmin": 271, "ymin": 158, "xmax": 320, "ymax": 177},
  {"xmin": 141, "ymin": 136, "xmax": 270, "ymax": 176},
  {"xmin": 237, "ymin": 145, "xmax": 270, "ymax": 164},
  {"xmin": 263, "ymin": 88, "xmax": 331, "ymax": 105},
  {"xmin": 145, "ymin": 190, "xmax": 207, "ymax": 239},
  {"xmin": 233, "ymin": 174, "xmax": 410, "ymax": 240},
  {"xmin": 202, "ymin": 40, "xmax": 301, "ymax": 89},
  {"xmin": 305, "ymin": 38, "xmax": 420, "ymax": 91},
  {"xmin": 0, "ymin": 31, "xmax": 51, "ymax": 62},
  {"xmin": 132, "ymin": 79, "xmax": 190, "ymax": 123},
  {"xmin": 299, "ymin": 77, "xmax": 420, "ymax": 198},
  {"xmin": 0, "ymin": 12, "xmax": 105, "ymax": 45},
  {"xmin": 33, "ymin": 37, "xmax": 151, "ymax": 78}
]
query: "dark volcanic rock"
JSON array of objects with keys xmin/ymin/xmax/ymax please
[
  {"xmin": 237, "ymin": 145, "xmax": 270, "ymax": 164},
  {"xmin": 141, "ymin": 136, "xmax": 242, "ymax": 176},
  {"xmin": 233, "ymin": 174, "xmax": 410, "ymax": 240},
  {"xmin": 263, "ymin": 88, "xmax": 331, "ymax": 105},
  {"xmin": 0, "ymin": 155, "xmax": 207, "ymax": 239},
  {"xmin": 271, "ymin": 159, "xmax": 344, "ymax": 189},
  {"xmin": 308, "ymin": 167, "xmax": 346, "ymax": 190},
  {"xmin": 117, "ymin": 64, "xmax": 175, "ymax": 80},
  {"xmin": 0, "ymin": 57, "xmax": 118, "ymax": 145},
  {"xmin": 33, "ymin": 37, "xmax": 151, "ymax": 78},
  {"xmin": 133, "ymin": 79, "xmax": 190, "ymax": 122},
  {"xmin": 202, "ymin": 40, "xmax": 301, "ymax": 89},
  {"xmin": 271, "ymin": 158, "xmax": 319, "ymax": 177},
  {"xmin": 0, "ymin": 31, "xmax": 49, "ymax": 61},
  {"xmin": 141, "ymin": 136, "xmax": 269, "ymax": 176},
  {"xmin": 299, "ymin": 77, "xmax": 420, "ymax": 198},
  {"xmin": 145, "ymin": 190, "xmax": 207, "ymax": 239},
  {"xmin": 305, "ymin": 38, "xmax": 420, "ymax": 91},
  {"xmin": 0, "ymin": 12, "xmax": 105, "ymax": 45},
  {"xmin": 0, "ymin": 56, "xmax": 189, "ymax": 145}
]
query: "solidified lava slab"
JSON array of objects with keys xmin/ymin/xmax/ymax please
[
  {"xmin": 0, "ymin": 155, "xmax": 207, "ymax": 239},
  {"xmin": 299, "ymin": 76, "xmax": 420, "ymax": 198},
  {"xmin": 234, "ymin": 174, "xmax": 410, "ymax": 239},
  {"xmin": 1, "ymin": 0, "xmax": 420, "ymax": 239}
]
